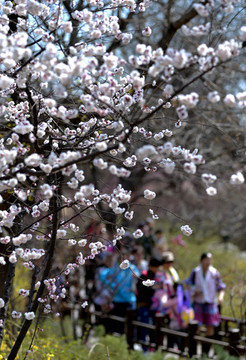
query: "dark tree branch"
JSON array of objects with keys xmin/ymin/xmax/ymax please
[
  {"xmin": 8, "ymin": 178, "xmax": 59, "ymax": 360},
  {"xmin": 158, "ymin": 6, "xmax": 198, "ymax": 51},
  {"xmin": 0, "ymin": 261, "xmax": 16, "ymax": 347}
]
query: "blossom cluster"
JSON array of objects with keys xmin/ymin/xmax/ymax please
[{"xmin": 0, "ymin": 0, "xmax": 244, "ymax": 339}]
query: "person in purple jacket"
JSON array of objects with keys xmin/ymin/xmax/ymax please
[{"xmin": 187, "ymin": 252, "xmax": 225, "ymax": 354}]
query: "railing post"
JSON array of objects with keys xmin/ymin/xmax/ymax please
[
  {"xmin": 224, "ymin": 319, "xmax": 229, "ymax": 334},
  {"xmin": 188, "ymin": 320, "xmax": 198, "ymax": 358},
  {"xmin": 155, "ymin": 314, "xmax": 165, "ymax": 350},
  {"xmin": 228, "ymin": 328, "xmax": 240, "ymax": 357},
  {"xmin": 126, "ymin": 309, "xmax": 135, "ymax": 350},
  {"xmin": 239, "ymin": 321, "xmax": 244, "ymax": 336}
]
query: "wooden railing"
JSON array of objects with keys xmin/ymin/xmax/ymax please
[{"xmin": 84, "ymin": 310, "xmax": 246, "ymax": 358}]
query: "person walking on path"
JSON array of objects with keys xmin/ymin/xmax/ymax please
[
  {"xmin": 136, "ymin": 257, "xmax": 163, "ymax": 351},
  {"xmin": 187, "ymin": 252, "xmax": 225, "ymax": 354}
]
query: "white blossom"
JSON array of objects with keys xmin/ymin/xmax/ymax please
[
  {"xmin": 230, "ymin": 172, "xmax": 244, "ymax": 185},
  {"xmin": 142, "ymin": 279, "xmax": 155, "ymax": 287},
  {"xmin": 144, "ymin": 189, "xmax": 156, "ymax": 200},
  {"xmin": 117, "ymin": 227, "xmax": 125, "ymax": 236},
  {"xmin": 206, "ymin": 187, "xmax": 217, "ymax": 196},
  {"xmin": 208, "ymin": 91, "xmax": 220, "ymax": 103},
  {"xmin": 68, "ymin": 239, "xmax": 77, "ymax": 246},
  {"xmin": 184, "ymin": 162, "xmax": 196, "ymax": 174},
  {"xmin": 18, "ymin": 289, "xmax": 30, "ymax": 298},
  {"xmin": 224, "ymin": 94, "xmax": 236, "ymax": 107},
  {"xmin": 0, "ymin": 257, "xmax": 6, "ymax": 265},
  {"xmin": 0, "ymin": 75, "xmax": 14, "ymax": 89},
  {"xmin": 239, "ymin": 26, "xmax": 246, "ymax": 41},
  {"xmin": 93, "ymin": 158, "xmax": 108, "ymax": 169},
  {"xmin": 61, "ymin": 21, "xmax": 73, "ymax": 33},
  {"xmin": 133, "ymin": 229, "xmax": 143, "ymax": 238},
  {"xmin": 81, "ymin": 301, "xmax": 88, "ymax": 308},
  {"xmin": 9, "ymin": 252, "xmax": 17, "ymax": 263},
  {"xmin": 180, "ymin": 225, "xmax": 192, "ymax": 236},
  {"xmin": 13, "ymin": 121, "xmax": 34, "ymax": 135},
  {"xmin": 125, "ymin": 211, "xmax": 134, "ymax": 220},
  {"xmin": 24, "ymin": 154, "xmax": 42, "ymax": 167},
  {"xmin": 202, "ymin": 173, "xmax": 217, "ymax": 185},
  {"xmin": 57, "ymin": 229, "xmax": 67, "ymax": 238},
  {"xmin": 120, "ymin": 259, "xmax": 130, "ymax": 270},
  {"xmin": 12, "ymin": 311, "xmax": 22, "ymax": 319},
  {"xmin": 24, "ymin": 312, "xmax": 35, "ymax": 320},
  {"xmin": 142, "ymin": 26, "xmax": 152, "ymax": 36},
  {"xmin": 96, "ymin": 142, "xmax": 108, "ymax": 151},
  {"xmin": 236, "ymin": 92, "xmax": 246, "ymax": 101},
  {"xmin": 193, "ymin": 3, "xmax": 209, "ymax": 17},
  {"xmin": 0, "ymin": 298, "xmax": 5, "ymax": 308}
]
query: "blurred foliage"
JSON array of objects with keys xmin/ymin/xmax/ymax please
[{"xmin": 0, "ymin": 327, "xmax": 241, "ymax": 360}]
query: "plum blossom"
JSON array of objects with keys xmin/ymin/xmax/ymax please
[
  {"xmin": 117, "ymin": 227, "xmax": 125, "ymax": 236},
  {"xmin": 207, "ymin": 91, "xmax": 220, "ymax": 103},
  {"xmin": 68, "ymin": 239, "xmax": 77, "ymax": 246},
  {"xmin": 159, "ymin": 158, "xmax": 175, "ymax": 174},
  {"xmin": 142, "ymin": 26, "xmax": 152, "ymax": 36},
  {"xmin": 9, "ymin": 252, "xmax": 17, "ymax": 263},
  {"xmin": 93, "ymin": 158, "xmax": 108, "ymax": 169},
  {"xmin": 18, "ymin": 289, "xmax": 30, "ymax": 298},
  {"xmin": 142, "ymin": 279, "xmax": 155, "ymax": 287},
  {"xmin": 12, "ymin": 311, "xmax": 22, "ymax": 319},
  {"xmin": 81, "ymin": 301, "xmax": 88, "ymax": 308},
  {"xmin": 120, "ymin": 259, "xmax": 130, "ymax": 270},
  {"xmin": 96, "ymin": 142, "xmax": 108, "ymax": 151},
  {"xmin": 103, "ymin": 54, "xmax": 118, "ymax": 69},
  {"xmin": 230, "ymin": 172, "xmax": 244, "ymax": 185},
  {"xmin": 193, "ymin": 3, "xmax": 209, "ymax": 17},
  {"xmin": 197, "ymin": 44, "xmax": 209, "ymax": 56},
  {"xmin": 202, "ymin": 173, "xmax": 217, "ymax": 185},
  {"xmin": 149, "ymin": 208, "xmax": 159, "ymax": 220},
  {"xmin": 125, "ymin": 211, "xmax": 134, "ymax": 220},
  {"xmin": 136, "ymin": 145, "xmax": 157, "ymax": 161},
  {"xmin": 0, "ymin": 298, "xmax": 5, "ymax": 308},
  {"xmin": 0, "ymin": 257, "xmax": 6, "ymax": 265},
  {"xmin": 224, "ymin": 94, "xmax": 236, "ymax": 107},
  {"xmin": 24, "ymin": 154, "xmax": 42, "ymax": 167},
  {"xmin": 133, "ymin": 229, "xmax": 143, "ymax": 238},
  {"xmin": 144, "ymin": 189, "xmax": 156, "ymax": 200},
  {"xmin": 0, "ymin": 237, "xmax": 11, "ymax": 245},
  {"xmin": 239, "ymin": 26, "xmax": 246, "ymax": 41},
  {"xmin": 178, "ymin": 92, "xmax": 199, "ymax": 108},
  {"xmin": 236, "ymin": 92, "xmax": 246, "ymax": 101},
  {"xmin": 184, "ymin": 162, "xmax": 196, "ymax": 174},
  {"xmin": 57, "ymin": 229, "xmax": 67, "ymax": 238},
  {"xmin": 78, "ymin": 239, "xmax": 87, "ymax": 247},
  {"xmin": 67, "ymin": 178, "xmax": 79, "ymax": 189},
  {"xmin": 206, "ymin": 187, "xmax": 217, "ymax": 196},
  {"xmin": 61, "ymin": 21, "xmax": 73, "ymax": 33},
  {"xmin": 180, "ymin": 225, "xmax": 192, "ymax": 236},
  {"xmin": 123, "ymin": 156, "xmax": 137, "ymax": 167},
  {"xmin": 13, "ymin": 121, "xmax": 34, "ymax": 135},
  {"xmin": 176, "ymin": 105, "xmax": 188, "ymax": 119},
  {"xmin": 0, "ymin": 75, "xmax": 14, "ymax": 89},
  {"xmin": 24, "ymin": 312, "xmax": 35, "ymax": 320}
]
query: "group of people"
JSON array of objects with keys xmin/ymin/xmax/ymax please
[
  {"xmin": 74, "ymin": 219, "xmax": 226, "ymax": 354},
  {"xmin": 92, "ymin": 246, "xmax": 225, "ymax": 354}
]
